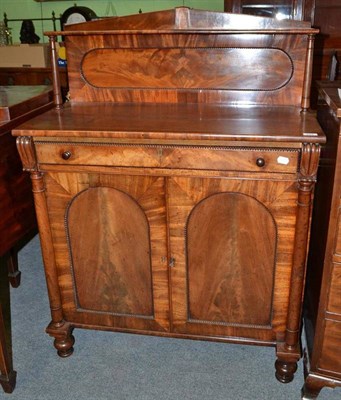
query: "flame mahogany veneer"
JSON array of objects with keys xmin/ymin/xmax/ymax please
[{"xmin": 13, "ymin": 7, "xmax": 325, "ymax": 388}]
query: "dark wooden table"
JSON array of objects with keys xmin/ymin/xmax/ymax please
[{"xmin": 0, "ymin": 85, "xmax": 53, "ymax": 393}]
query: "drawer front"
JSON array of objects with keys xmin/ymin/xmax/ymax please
[
  {"xmin": 318, "ymin": 319, "xmax": 341, "ymax": 376},
  {"xmin": 34, "ymin": 142, "xmax": 299, "ymax": 174},
  {"xmin": 327, "ymin": 262, "xmax": 341, "ymax": 315}
]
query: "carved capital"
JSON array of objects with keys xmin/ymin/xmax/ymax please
[
  {"xmin": 299, "ymin": 143, "xmax": 320, "ymax": 185},
  {"xmin": 16, "ymin": 136, "xmax": 38, "ymax": 172}
]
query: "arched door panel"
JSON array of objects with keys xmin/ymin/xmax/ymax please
[
  {"xmin": 187, "ymin": 192, "xmax": 276, "ymax": 326},
  {"xmin": 67, "ymin": 187, "xmax": 153, "ymax": 317}
]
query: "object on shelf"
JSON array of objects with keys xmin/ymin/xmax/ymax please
[
  {"xmin": 60, "ymin": 6, "xmax": 97, "ymax": 28},
  {"xmin": 20, "ymin": 20, "xmax": 40, "ymax": 44},
  {"xmin": 57, "ymin": 43, "xmax": 67, "ymax": 67}
]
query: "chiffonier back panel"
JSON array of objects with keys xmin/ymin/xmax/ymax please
[{"xmin": 59, "ymin": 8, "xmax": 315, "ymax": 107}]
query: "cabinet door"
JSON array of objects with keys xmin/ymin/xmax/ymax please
[
  {"xmin": 43, "ymin": 171, "xmax": 169, "ymax": 332},
  {"xmin": 168, "ymin": 176, "xmax": 298, "ymax": 343}
]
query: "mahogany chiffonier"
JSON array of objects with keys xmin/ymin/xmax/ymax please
[
  {"xmin": 302, "ymin": 85, "xmax": 341, "ymax": 398},
  {"xmin": 12, "ymin": 8, "xmax": 325, "ymax": 385},
  {"xmin": 0, "ymin": 85, "xmax": 53, "ymax": 393}
]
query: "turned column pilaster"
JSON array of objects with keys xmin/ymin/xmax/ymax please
[
  {"xmin": 285, "ymin": 142, "xmax": 320, "ymax": 348},
  {"xmin": 276, "ymin": 142, "xmax": 320, "ymax": 383},
  {"xmin": 16, "ymin": 137, "xmax": 64, "ymax": 325}
]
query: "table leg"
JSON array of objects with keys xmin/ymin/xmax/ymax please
[
  {"xmin": 0, "ymin": 256, "xmax": 16, "ymax": 393},
  {"xmin": 7, "ymin": 248, "xmax": 21, "ymax": 288}
]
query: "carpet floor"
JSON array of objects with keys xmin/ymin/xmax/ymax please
[{"xmin": 1, "ymin": 235, "xmax": 339, "ymax": 400}]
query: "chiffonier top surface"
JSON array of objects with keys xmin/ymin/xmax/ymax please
[{"xmin": 12, "ymin": 102, "xmax": 325, "ymax": 145}]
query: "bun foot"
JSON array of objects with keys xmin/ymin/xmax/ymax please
[
  {"xmin": 46, "ymin": 320, "xmax": 75, "ymax": 358},
  {"xmin": 54, "ymin": 334, "xmax": 75, "ymax": 358},
  {"xmin": 275, "ymin": 359, "xmax": 298, "ymax": 383}
]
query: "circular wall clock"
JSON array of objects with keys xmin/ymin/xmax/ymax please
[{"xmin": 60, "ymin": 6, "xmax": 97, "ymax": 28}]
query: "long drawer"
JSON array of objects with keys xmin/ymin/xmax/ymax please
[{"xmin": 34, "ymin": 142, "xmax": 299, "ymax": 174}]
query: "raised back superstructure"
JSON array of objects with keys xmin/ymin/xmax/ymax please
[{"xmin": 46, "ymin": 7, "xmax": 318, "ymax": 109}]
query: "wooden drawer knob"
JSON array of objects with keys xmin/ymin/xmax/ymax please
[
  {"xmin": 61, "ymin": 151, "xmax": 72, "ymax": 160},
  {"xmin": 256, "ymin": 157, "xmax": 265, "ymax": 167}
]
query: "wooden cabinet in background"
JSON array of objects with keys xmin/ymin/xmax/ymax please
[
  {"xmin": 224, "ymin": 0, "xmax": 315, "ymax": 20},
  {"xmin": 302, "ymin": 84, "xmax": 341, "ymax": 399},
  {"xmin": 13, "ymin": 8, "xmax": 325, "ymax": 386},
  {"xmin": 311, "ymin": 1, "xmax": 341, "ymax": 82}
]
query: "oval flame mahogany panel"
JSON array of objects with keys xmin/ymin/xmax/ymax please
[{"xmin": 81, "ymin": 47, "xmax": 293, "ymax": 91}]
